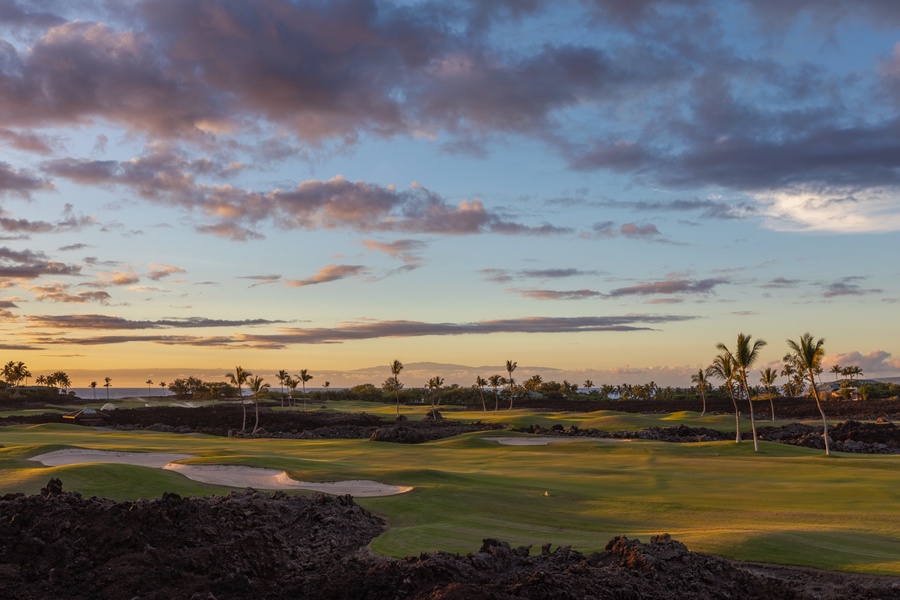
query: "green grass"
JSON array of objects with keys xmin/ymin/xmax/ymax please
[{"xmin": 1, "ymin": 419, "xmax": 898, "ymax": 576}]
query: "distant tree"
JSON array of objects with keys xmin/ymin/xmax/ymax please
[
  {"xmin": 103, "ymin": 376, "xmax": 112, "ymax": 400},
  {"xmin": 323, "ymin": 381, "xmax": 331, "ymax": 389},
  {"xmin": 690, "ymin": 368, "xmax": 712, "ymax": 417},
  {"xmin": 488, "ymin": 374, "xmax": 503, "ymax": 411},
  {"xmin": 226, "ymin": 366, "xmax": 252, "ymax": 433},
  {"xmin": 582, "ymin": 379, "xmax": 594, "ymax": 394},
  {"xmin": 286, "ymin": 376, "xmax": 299, "ymax": 404},
  {"xmin": 426, "ymin": 376, "xmax": 444, "ymax": 413},
  {"xmin": 759, "ymin": 367, "xmax": 779, "ymax": 422},
  {"xmin": 787, "ymin": 333, "xmax": 830, "ymax": 456},
  {"xmin": 474, "ymin": 376, "xmax": 488, "ymax": 411},
  {"xmin": 248, "ymin": 375, "xmax": 269, "ymax": 435},
  {"xmin": 389, "ymin": 360, "xmax": 403, "ymax": 417},
  {"xmin": 709, "ymin": 353, "xmax": 741, "ymax": 443},
  {"xmin": 718, "ymin": 333, "xmax": 767, "ymax": 452},
  {"xmin": 146, "ymin": 379, "xmax": 153, "ymax": 398},
  {"xmin": 298, "ymin": 369, "xmax": 314, "ymax": 411},
  {"xmin": 524, "ymin": 374, "xmax": 543, "ymax": 392},
  {"xmin": 89, "ymin": 381, "xmax": 97, "ymax": 400},
  {"xmin": 830, "ymin": 364, "xmax": 842, "ymax": 381},
  {"xmin": 505, "ymin": 360, "xmax": 517, "ymax": 410},
  {"xmin": 159, "ymin": 381, "xmax": 167, "ymax": 396},
  {"xmin": 276, "ymin": 369, "xmax": 289, "ymax": 407}
]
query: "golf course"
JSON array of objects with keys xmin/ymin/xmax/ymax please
[{"xmin": 2, "ymin": 403, "xmax": 898, "ymax": 577}]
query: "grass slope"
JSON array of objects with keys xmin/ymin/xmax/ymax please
[{"xmin": 0, "ymin": 415, "xmax": 898, "ymax": 576}]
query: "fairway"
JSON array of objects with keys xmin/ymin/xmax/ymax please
[{"xmin": 1, "ymin": 420, "xmax": 899, "ymax": 576}]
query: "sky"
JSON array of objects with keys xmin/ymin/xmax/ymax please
[{"xmin": 1, "ymin": 0, "xmax": 899, "ymax": 389}]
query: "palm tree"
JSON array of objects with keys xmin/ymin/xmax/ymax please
[
  {"xmin": 474, "ymin": 376, "xmax": 488, "ymax": 411},
  {"xmin": 57, "ymin": 372, "xmax": 71, "ymax": 394},
  {"xmin": 830, "ymin": 364, "xmax": 842, "ymax": 381},
  {"xmin": 159, "ymin": 381, "xmax": 167, "ymax": 396},
  {"xmin": 324, "ymin": 381, "xmax": 331, "ymax": 389},
  {"xmin": 286, "ymin": 376, "xmax": 299, "ymax": 403},
  {"xmin": 248, "ymin": 375, "xmax": 269, "ymax": 435},
  {"xmin": 89, "ymin": 381, "xmax": 97, "ymax": 400},
  {"xmin": 146, "ymin": 379, "xmax": 153, "ymax": 398},
  {"xmin": 276, "ymin": 370, "xmax": 289, "ymax": 407},
  {"xmin": 36, "ymin": 374, "xmax": 46, "ymax": 387},
  {"xmin": 389, "ymin": 360, "xmax": 403, "ymax": 417},
  {"xmin": 523, "ymin": 374, "xmax": 542, "ymax": 392},
  {"xmin": 226, "ymin": 366, "xmax": 252, "ymax": 432},
  {"xmin": 505, "ymin": 360, "xmax": 517, "ymax": 410},
  {"xmin": 488, "ymin": 374, "xmax": 503, "ymax": 411},
  {"xmin": 426, "ymin": 376, "xmax": 443, "ymax": 413},
  {"xmin": 718, "ymin": 333, "xmax": 767, "ymax": 452},
  {"xmin": 787, "ymin": 333, "xmax": 830, "ymax": 456},
  {"xmin": 759, "ymin": 367, "xmax": 778, "ymax": 422},
  {"xmin": 103, "ymin": 376, "xmax": 112, "ymax": 400},
  {"xmin": 690, "ymin": 368, "xmax": 712, "ymax": 417},
  {"xmin": 709, "ymin": 353, "xmax": 741, "ymax": 443},
  {"xmin": 298, "ymin": 369, "xmax": 314, "ymax": 411},
  {"xmin": 583, "ymin": 379, "xmax": 594, "ymax": 394}
]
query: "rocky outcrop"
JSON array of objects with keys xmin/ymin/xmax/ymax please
[{"xmin": 2, "ymin": 482, "xmax": 898, "ymax": 599}]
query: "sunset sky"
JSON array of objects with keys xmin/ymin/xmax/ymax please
[{"xmin": 1, "ymin": 0, "xmax": 899, "ymax": 388}]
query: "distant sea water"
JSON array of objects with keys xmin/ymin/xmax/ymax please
[
  {"xmin": 67, "ymin": 387, "xmax": 340, "ymax": 400},
  {"xmin": 68, "ymin": 387, "xmax": 174, "ymax": 400}
]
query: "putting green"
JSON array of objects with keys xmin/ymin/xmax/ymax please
[{"xmin": 0, "ymin": 421, "xmax": 898, "ymax": 576}]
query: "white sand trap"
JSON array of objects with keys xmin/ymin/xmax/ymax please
[
  {"xmin": 489, "ymin": 436, "xmax": 631, "ymax": 445},
  {"xmin": 32, "ymin": 449, "xmax": 193, "ymax": 468},
  {"xmin": 29, "ymin": 449, "xmax": 412, "ymax": 497},
  {"xmin": 163, "ymin": 464, "xmax": 412, "ymax": 497}
]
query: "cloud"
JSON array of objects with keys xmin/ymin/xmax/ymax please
[
  {"xmin": 362, "ymin": 239, "xmax": 427, "ymax": 265},
  {"xmin": 0, "ymin": 129, "xmax": 54, "ymax": 154},
  {"xmin": 46, "ymin": 150, "xmax": 569, "ymax": 238},
  {"xmin": 822, "ymin": 350, "xmax": 900, "ymax": 374},
  {"xmin": 754, "ymin": 186, "xmax": 900, "ymax": 233},
  {"xmin": 89, "ymin": 271, "xmax": 139, "ymax": 287},
  {"xmin": 0, "ymin": 246, "xmax": 81, "ymax": 279},
  {"xmin": 520, "ymin": 268, "xmax": 597, "ymax": 279},
  {"xmin": 27, "ymin": 314, "xmax": 697, "ymax": 349},
  {"xmin": 239, "ymin": 274, "xmax": 282, "ymax": 287},
  {"xmin": 146, "ymin": 263, "xmax": 186, "ymax": 281},
  {"xmin": 585, "ymin": 221, "xmax": 666, "ymax": 241},
  {"xmin": 0, "ymin": 162, "xmax": 51, "ymax": 197},
  {"xmin": 0, "ymin": 204, "xmax": 94, "ymax": 236},
  {"xmin": 25, "ymin": 314, "xmax": 288, "ymax": 330},
  {"xmin": 762, "ymin": 277, "xmax": 801, "ymax": 289},
  {"xmin": 482, "ymin": 267, "xmax": 598, "ymax": 283},
  {"xmin": 29, "ymin": 285, "xmax": 110, "ymax": 304},
  {"xmin": 518, "ymin": 289, "xmax": 603, "ymax": 300},
  {"xmin": 286, "ymin": 264, "xmax": 368, "ymax": 287},
  {"xmin": 822, "ymin": 278, "xmax": 882, "ymax": 298},
  {"xmin": 608, "ymin": 277, "xmax": 728, "ymax": 297},
  {"xmin": 573, "ymin": 197, "xmax": 756, "ymax": 220}
]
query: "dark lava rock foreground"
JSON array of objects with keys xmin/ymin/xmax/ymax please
[{"xmin": 1, "ymin": 480, "xmax": 898, "ymax": 599}]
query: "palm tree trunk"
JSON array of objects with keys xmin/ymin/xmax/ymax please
[
  {"xmin": 252, "ymin": 399, "xmax": 259, "ymax": 435},
  {"xmin": 769, "ymin": 398, "xmax": 775, "ymax": 422},
  {"xmin": 700, "ymin": 389, "xmax": 707, "ymax": 417},
  {"xmin": 743, "ymin": 379, "xmax": 759, "ymax": 452},
  {"xmin": 239, "ymin": 386, "xmax": 247, "ymax": 432},
  {"xmin": 728, "ymin": 388, "xmax": 741, "ymax": 443},
  {"xmin": 809, "ymin": 371, "xmax": 830, "ymax": 456},
  {"xmin": 479, "ymin": 390, "xmax": 486, "ymax": 412}
]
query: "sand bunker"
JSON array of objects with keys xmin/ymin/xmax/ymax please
[
  {"xmin": 30, "ymin": 449, "xmax": 412, "ymax": 497},
  {"xmin": 489, "ymin": 436, "xmax": 631, "ymax": 445}
]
